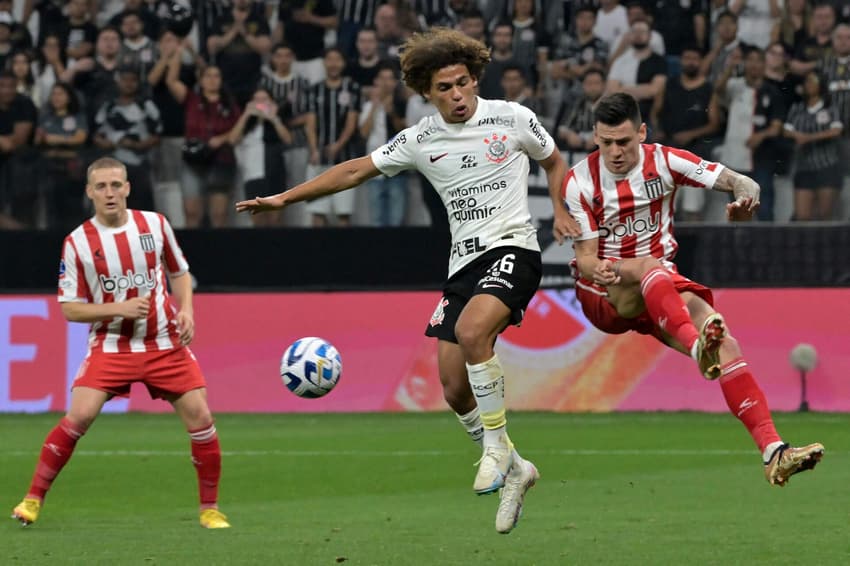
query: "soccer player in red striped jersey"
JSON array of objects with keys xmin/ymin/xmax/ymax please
[
  {"xmin": 557, "ymin": 93, "xmax": 824, "ymax": 487},
  {"xmin": 11, "ymin": 157, "xmax": 229, "ymax": 529}
]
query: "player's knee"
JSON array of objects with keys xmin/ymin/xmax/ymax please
[
  {"xmin": 65, "ymin": 414, "xmax": 94, "ymax": 433},
  {"xmin": 441, "ymin": 376, "xmax": 473, "ymax": 411},
  {"xmin": 635, "ymin": 257, "xmax": 664, "ymax": 277}
]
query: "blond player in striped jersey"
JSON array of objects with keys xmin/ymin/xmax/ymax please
[
  {"xmin": 11, "ymin": 158, "xmax": 229, "ymax": 529},
  {"xmin": 238, "ymin": 28, "xmax": 583, "ymax": 533},
  {"xmin": 557, "ymin": 93, "xmax": 823, "ymax": 487}
]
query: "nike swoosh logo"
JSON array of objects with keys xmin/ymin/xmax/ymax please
[{"xmin": 430, "ymin": 153, "xmax": 448, "ymax": 163}]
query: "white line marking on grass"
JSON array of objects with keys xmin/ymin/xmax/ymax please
[{"xmin": 0, "ymin": 448, "xmax": 792, "ymax": 458}]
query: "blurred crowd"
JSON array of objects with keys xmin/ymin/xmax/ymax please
[{"xmin": 0, "ymin": 0, "xmax": 848, "ymax": 231}]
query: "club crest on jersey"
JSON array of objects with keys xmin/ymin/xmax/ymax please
[
  {"xmin": 139, "ymin": 233, "xmax": 155, "ymax": 253},
  {"xmin": 429, "ymin": 298, "xmax": 449, "ymax": 327},
  {"xmin": 643, "ymin": 176, "xmax": 663, "ymax": 200},
  {"xmin": 484, "ymin": 133, "xmax": 510, "ymax": 163}
]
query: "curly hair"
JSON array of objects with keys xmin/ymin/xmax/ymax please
[{"xmin": 400, "ymin": 27, "xmax": 491, "ymax": 95}]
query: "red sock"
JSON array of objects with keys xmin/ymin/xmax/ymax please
[
  {"xmin": 189, "ymin": 423, "xmax": 221, "ymax": 509},
  {"xmin": 640, "ymin": 267, "xmax": 699, "ymax": 351},
  {"xmin": 719, "ymin": 358, "xmax": 782, "ymax": 452},
  {"xmin": 27, "ymin": 417, "xmax": 87, "ymax": 501}
]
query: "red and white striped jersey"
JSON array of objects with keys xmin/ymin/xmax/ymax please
[
  {"xmin": 563, "ymin": 143, "xmax": 724, "ymax": 264},
  {"xmin": 57, "ymin": 210, "xmax": 190, "ymax": 353}
]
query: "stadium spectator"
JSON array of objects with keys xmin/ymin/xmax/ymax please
[
  {"xmin": 651, "ymin": 0, "xmax": 708, "ymax": 70},
  {"xmin": 10, "ymin": 157, "xmax": 230, "ymax": 530},
  {"xmin": 116, "ymin": 10, "xmax": 157, "ymax": 88},
  {"xmin": 0, "ymin": 0, "xmax": 32, "ymax": 51},
  {"xmin": 507, "ymin": 0, "xmax": 551, "ymax": 94},
  {"xmin": 784, "ymin": 70, "xmax": 844, "ymax": 220},
  {"xmin": 561, "ymin": 92, "xmax": 824, "ymax": 490},
  {"xmin": 655, "ymin": 45, "xmax": 719, "ymax": 220},
  {"xmin": 206, "ymin": 0, "xmax": 271, "ymax": 106},
  {"xmin": 501, "ymin": 64, "xmax": 537, "ymax": 111},
  {"xmin": 594, "ymin": 0, "xmax": 629, "ymax": 49},
  {"xmin": 715, "ymin": 46, "xmax": 785, "ymax": 221},
  {"xmin": 606, "ymin": 18, "xmax": 668, "ymax": 127},
  {"xmin": 790, "ymin": 2, "xmax": 837, "ymax": 75},
  {"xmin": 147, "ymin": 29, "xmax": 199, "ymax": 227},
  {"xmin": 0, "ymin": 11, "xmax": 15, "ymax": 71},
  {"xmin": 728, "ymin": 0, "xmax": 781, "ymax": 49},
  {"xmin": 459, "ymin": 9, "xmax": 487, "ymax": 43},
  {"xmin": 771, "ymin": 0, "xmax": 811, "ymax": 53},
  {"xmin": 228, "ymin": 86, "xmax": 292, "ymax": 227},
  {"xmin": 819, "ymin": 24, "xmax": 850, "ymax": 203},
  {"xmin": 346, "ymin": 27, "xmax": 382, "ymax": 94},
  {"xmin": 93, "ymin": 68, "xmax": 162, "ymax": 213},
  {"xmin": 34, "ymin": 32, "xmax": 65, "ymax": 108},
  {"xmin": 237, "ymin": 28, "xmax": 579, "ymax": 535},
  {"xmin": 608, "ymin": 2, "xmax": 666, "ymax": 67},
  {"xmin": 550, "ymin": 6, "xmax": 609, "ymax": 95},
  {"xmin": 166, "ymin": 64, "xmax": 240, "ymax": 228},
  {"xmin": 552, "ymin": 68, "xmax": 605, "ymax": 164},
  {"xmin": 415, "ymin": 0, "xmax": 472, "ymax": 29},
  {"xmin": 60, "ymin": 0, "xmax": 97, "ymax": 63},
  {"xmin": 34, "ymin": 82, "xmax": 87, "ymax": 231},
  {"xmin": 358, "ymin": 62, "xmax": 408, "ymax": 226},
  {"xmin": 764, "ymin": 40, "xmax": 800, "ymax": 204},
  {"xmin": 374, "ymin": 3, "xmax": 405, "ymax": 61},
  {"xmin": 108, "ymin": 0, "xmax": 162, "ymax": 40},
  {"xmin": 9, "ymin": 51, "xmax": 39, "ymax": 106},
  {"xmin": 0, "ymin": 71, "xmax": 37, "ymax": 226},
  {"xmin": 333, "ymin": 0, "xmax": 380, "ymax": 58},
  {"xmin": 70, "ymin": 26, "xmax": 122, "ymax": 131},
  {"xmin": 304, "ymin": 47, "xmax": 361, "ymax": 227},
  {"xmin": 275, "ymin": 0, "xmax": 338, "ymax": 85},
  {"xmin": 23, "ymin": 0, "xmax": 68, "ymax": 46},
  {"xmin": 259, "ymin": 42, "xmax": 312, "ymax": 226},
  {"xmin": 478, "ymin": 22, "xmax": 525, "ymax": 100},
  {"xmin": 702, "ymin": 10, "xmax": 743, "ymax": 84}
]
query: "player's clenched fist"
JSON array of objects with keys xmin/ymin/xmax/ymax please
[{"xmin": 120, "ymin": 296, "xmax": 151, "ymax": 319}]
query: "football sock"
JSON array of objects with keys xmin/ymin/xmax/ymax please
[
  {"xmin": 27, "ymin": 417, "xmax": 87, "ymax": 501},
  {"xmin": 718, "ymin": 358, "xmax": 782, "ymax": 453},
  {"xmin": 456, "ymin": 406, "xmax": 484, "ymax": 447},
  {"xmin": 466, "ymin": 354, "xmax": 509, "ymax": 447},
  {"xmin": 189, "ymin": 423, "xmax": 222, "ymax": 510},
  {"xmin": 640, "ymin": 267, "xmax": 699, "ymax": 353}
]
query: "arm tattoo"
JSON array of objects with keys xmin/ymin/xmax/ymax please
[{"xmin": 714, "ymin": 168, "xmax": 760, "ymax": 201}]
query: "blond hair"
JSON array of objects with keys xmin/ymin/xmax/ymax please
[
  {"xmin": 399, "ymin": 27, "xmax": 491, "ymax": 95},
  {"xmin": 87, "ymin": 157, "xmax": 127, "ymax": 183}
]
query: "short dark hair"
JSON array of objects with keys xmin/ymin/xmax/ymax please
[
  {"xmin": 680, "ymin": 44, "xmax": 703, "ymax": 57},
  {"xmin": 716, "ymin": 10, "xmax": 737, "ymax": 24},
  {"xmin": 575, "ymin": 6, "xmax": 597, "ymax": 17},
  {"xmin": 501, "ymin": 64, "xmax": 527, "ymax": 81},
  {"xmin": 594, "ymin": 93, "xmax": 642, "ymax": 128},
  {"xmin": 582, "ymin": 68, "xmax": 605, "ymax": 82}
]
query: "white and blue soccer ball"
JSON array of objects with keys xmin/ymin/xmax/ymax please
[{"xmin": 280, "ymin": 337, "xmax": 342, "ymax": 398}]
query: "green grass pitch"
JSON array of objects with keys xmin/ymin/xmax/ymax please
[{"xmin": 1, "ymin": 412, "xmax": 846, "ymax": 565}]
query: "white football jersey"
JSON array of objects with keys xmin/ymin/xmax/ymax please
[{"xmin": 371, "ymin": 97, "xmax": 555, "ymax": 277}]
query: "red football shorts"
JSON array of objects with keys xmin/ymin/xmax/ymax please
[
  {"xmin": 575, "ymin": 268, "xmax": 714, "ymax": 342},
  {"xmin": 73, "ymin": 346, "xmax": 207, "ymax": 400}
]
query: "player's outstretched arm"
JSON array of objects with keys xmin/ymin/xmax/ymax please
[
  {"xmin": 235, "ymin": 155, "xmax": 382, "ymax": 215},
  {"xmin": 713, "ymin": 167, "xmax": 760, "ymax": 221},
  {"xmin": 542, "ymin": 151, "xmax": 581, "ymax": 243}
]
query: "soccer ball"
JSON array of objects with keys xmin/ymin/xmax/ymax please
[{"xmin": 280, "ymin": 337, "xmax": 342, "ymax": 398}]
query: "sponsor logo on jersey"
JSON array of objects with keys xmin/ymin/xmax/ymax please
[
  {"xmin": 59, "ymin": 259, "xmax": 66, "ymax": 277},
  {"xmin": 477, "ymin": 115, "xmax": 515, "ymax": 127},
  {"xmin": 527, "ymin": 118, "xmax": 548, "ymax": 147},
  {"xmin": 98, "ymin": 269, "xmax": 157, "ymax": 294},
  {"xmin": 416, "ymin": 125, "xmax": 440, "ymax": 143},
  {"xmin": 430, "ymin": 152, "xmax": 448, "ymax": 163},
  {"xmin": 450, "ymin": 236, "xmax": 486, "ymax": 259},
  {"xmin": 446, "ymin": 179, "xmax": 507, "ymax": 199},
  {"xmin": 460, "ymin": 154, "xmax": 477, "ymax": 169},
  {"xmin": 429, "ymin": 298, "xmax": 449, "ymax": 327},
  {"xmin": 484, "ymin": 133, "xmax": 510, "ymax": 163},
  {"xmin": 643, "ymin": 176, "xmax": 663, "ymax": 199},
  {"xmin": 598, "ymin": 212, "xmax": 661, "ymax": 239},
  {"xmin": 382, "ymin": 133, "xmax": 407, "ymax": 155},
  {"xmin": 693, "ymin": 160, "xmax": 715, "ymax": 176},
  {"xmin": 139, "ymin": 233, "xmax": 156, "ymax": 252},
  {"xmin": 480, "ymin": 275, "xmax": 514, "ymax": 290}
]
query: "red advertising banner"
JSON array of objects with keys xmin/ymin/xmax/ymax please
[{"xmin": 1, "ymin": 289, "xmax": 847, "ymax": 413}]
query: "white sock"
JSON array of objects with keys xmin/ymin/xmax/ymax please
[
  {"xmin": 467, "ymin": 354, "xmax": 508, "ymax": 448},
  {"xmin": 763, "ymin": 440, "xmax": 785, "ymax": 463},
  {"xmin": 456, "ymin": 406, "xmax": 484, "ymax": 447}
]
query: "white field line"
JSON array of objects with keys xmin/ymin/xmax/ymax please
[{"xmin": 0, "ymin": 448, "xmax": 788, "ymax": 458}]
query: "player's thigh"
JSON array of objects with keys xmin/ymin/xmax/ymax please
[
  {"xmin": 455, "ymin": 293, "xmax": 512, "ymax": 345},
  {"xmin": 605, "ymin": 283, "xmax": 645, "ymax": 319},
  {"xmin": 67, "ymin": 386, "xmax": 111, "ymax": 428},
  {"xmin": 169, "ymin": 387, "xmax": 213, "ymax": 430}
]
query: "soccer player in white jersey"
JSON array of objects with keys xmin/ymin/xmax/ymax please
[
  {"xmin": 557, "ymin": 93, "xmax": 824, "ymax": 486},
  {"xmin": 11, "ymin": 158, "xmax": 230, "ymax": 529},
  {"xmin": 237, "ymin": 28, "xmax": 581, "ymax": 533}
]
